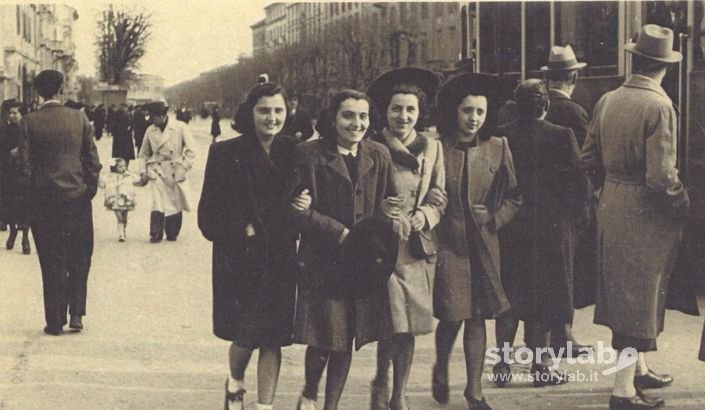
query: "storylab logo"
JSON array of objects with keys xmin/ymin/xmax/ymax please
[{"xmin": 486, "ymin": 341, "xmax": 638, "ymax": 376}]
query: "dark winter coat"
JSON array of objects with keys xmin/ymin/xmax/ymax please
[
  {"xmin": 0, "ymin": 123, "xmax": 28, "ymax": 224},
  {"xmin": 198, "ymin": 133, "xmax": 300, "ymax": 346},
  {"xmin": 210, "ymin": 110, "xmax": 221, "ymax": 138},
  {"xmin": 283, "ymin": 109, "xmax": 314, "ymax": 142},
  {"xmin": 111, "ymin": 109, "xmax": 135, "ymax": 160},
  {"xmin": 500, "ymin": 118, "xmax": 588, "ymax": 326},
  {"xmin": 292, "ymin": 138, "xmax": 397, "ymax": 351},
  {"xmin": 545, "ymin": 88, "xmax": 596, "ymax": 308},
  {"xmin": 132, "ymin": 111, "xmax": 149, "ymax": 152}
]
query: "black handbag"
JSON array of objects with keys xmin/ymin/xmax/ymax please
[{"xmin": 408, "ymin": 158, "xmax": 438, "ymax": 259}]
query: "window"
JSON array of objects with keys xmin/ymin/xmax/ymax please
[
  {"xmin": 435, "ymin": 4, "xmax": 444, "ymax": 17},
  {"xmin": 421, "ymin": 3, "xmax": 429, "ymax": 19},
  {"xmin": 526, "ymin": 2, "xmax": 551, "ymax": 76},
  {"xmin": 555, "ymin": 1, "xmax": 619, "ymax": 76},
  {"xmin": 696, "ymin": 1, "xmax": 705, "ymax": 70},
  {"xmin": 479, "ymin": 2, "xmax": 521, "ymax": 74}
]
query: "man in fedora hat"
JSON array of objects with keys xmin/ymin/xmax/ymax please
[
  {"xmin": 137, "ymin": 101, "xmax": 196, "ymax": 242},
  {"xmin": 582, "ymin": 24, "xmax": 687, "ymax": 410},
  {"xmin": 540, "ymin": 44, "xmax": 596, "ymax": 359},
  {"xmin": 17, "ymin": 69, "xmax": 102, "ymax": 335}
]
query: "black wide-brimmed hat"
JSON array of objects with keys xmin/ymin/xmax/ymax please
[
  {"xmin": 367, "ymin": 67, "xmax": 441, "ymax": 111},
  {"xmin": 437, "ymin": 72, "xmax": 514, "ymax": 119},
  {"xmin": 335, "ymin": 217, "xmax": 398, "ymax": 299},
  {"xmin": 144, "ymin": 101, "xmax": 168, "ymax": 116}
]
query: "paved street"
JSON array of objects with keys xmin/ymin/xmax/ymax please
[{"xmin": 1, "ymin": 117, "xmax": 704, "ymax": 410}]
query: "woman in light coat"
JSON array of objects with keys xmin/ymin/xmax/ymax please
[
  {"xmin": 138, "ymin": 102, "xmax": 196, "ymax": 242},
  {"xmin": 366, "ymin": 67, "xmax": 445, "ymax": 410},
  {"xmin": 431, "ymin": 73, "xmax": 522, "ymax": 410}
]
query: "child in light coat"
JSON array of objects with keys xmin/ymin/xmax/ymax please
[{"xmin": 99, "ymin": 158, "xmax": 140, "ymax": 241}]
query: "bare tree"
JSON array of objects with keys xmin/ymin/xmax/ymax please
[{"xmin": 96, "ymin": 6, "xmax": 151, "ymax": 85}]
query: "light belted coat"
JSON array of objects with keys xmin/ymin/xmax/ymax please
[
  {"xmin": 434, "ymin": 136, "xmax": 521, "ymax": 322},
  {"xmin": 138, "ymin": 117, "xmax": 196, "ymax": 215},
  {"xmin": 581, "ymin": 74, "xmax": 688, "ymax": 340}
]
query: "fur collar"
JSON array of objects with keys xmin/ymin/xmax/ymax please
[{"xmin": 379, "ymin": 129, "xmax": 427, "ymax": 171}]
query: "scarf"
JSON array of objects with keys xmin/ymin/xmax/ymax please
[{"xmin": 380, "ymin": 128, "xmax": 427, "ymax": 172}]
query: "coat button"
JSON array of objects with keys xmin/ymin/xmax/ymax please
[
  {"xmin": 356, "ymin": 188, "xmax": 362, "ymax": 195},
  {"xmin": 356, "ymin": 213, "xmax": 363, "ymax": 220}
]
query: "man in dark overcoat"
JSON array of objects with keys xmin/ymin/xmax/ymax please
[
  {"xmin": 17, "ymin": 70, "xmax": 102, "ymax": 335},
  {"xmin": 499, "ymin": 79, "xmax": 587, "ymax": 384},
  {"xmin": 541, "ymin": 44, "xmax": 595, "ymax": 355}
]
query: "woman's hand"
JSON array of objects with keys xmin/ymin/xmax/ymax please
[
  {"xmin": 410, "ymin": 211, "xmax": 426, "ymax": 232},
  {"xmin": 426, "ymin": 187, "xmax": 447, "ymax": 208},
  {"xmin": 291, "ymin": 188, "xmax": 312, "ymax": 211},
  {"xmin": 382, "ymin": 196, "xmax": 404, "ymax": 220},
  {"xmin": 471, "ymin": 204, "xmax": 493, "ymax": 226},
  {"xmin": 392, "ymin": 217, "xmax": 412, "ymax": 241}
]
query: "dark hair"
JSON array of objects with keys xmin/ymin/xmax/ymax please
[
  {"xmin": 233, "ymin": 82, "xmax": 287, "ymax": 135},
  {"xmin": 631, "ymin": 54, "xmax": 670, "ymax": 75},
  {"xmin": 376, "ymin": 83, "xmax": 429, "ymax": 132},
  {"xmin": 437, "ymin": 92, "xmax": 496, "ymax": 141},
  {"xmin": 315, "ymin": 89, "xmax": 372, "ymax": 142},
  {"xmin": 514, "ymin": 79, "xmax": 550, "ymax": 119},
  {"xmin": 33, "ymin": 70, "xmax": 64, "ymax": 99},
  {"xmin": 546, "ymin": 69, "xmax": 578, "ymax": 83}
]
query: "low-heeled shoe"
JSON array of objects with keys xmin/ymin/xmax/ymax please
[
  {"xmin": 69, "ymin": 316, "xmax": 83, "ymax": 330},
  {"xmin": 531, "ymin": 364, "xmax": 569, "ymax": 387},
  {"xmin": 609, "ymin": 394, "xmax": 664, "ymax": 409},
  {"xmin": 634, "ymin": 369, "xmax": 673, "ymax": 389},
  {"xmin": 431, "ymin": 364, "xmax": 449, "ymax": 404}
]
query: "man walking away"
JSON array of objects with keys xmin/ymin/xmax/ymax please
[{"xmin": 17, "ymin": 70, "xmax": 101, "ymax": 335}]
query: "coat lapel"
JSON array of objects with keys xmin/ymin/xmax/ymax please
[
  {"xmin": 356, "ymin": 141, "xmax": 374, "ymax": 186},
  {"xmin": 152, "ymin": 120, "xmax": 176, "ymax": 151},
  {"xmin": 323, "ymin": 140, "xmax": 352, "ymax": 185}
]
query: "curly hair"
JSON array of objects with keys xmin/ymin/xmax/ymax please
[
  {"xmin": 233, "ymin": 82, "xmax": 288, "ymax": 135},
  {"xmin": 374, "ymin": 83, "xmax": 428, "ymax": 132},
  {"xmin": 315, "ymin": 89, "xmax": 373, "ymax": 142}
]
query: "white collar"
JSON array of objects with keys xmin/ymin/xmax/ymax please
[
  {"xmin": 550, "ymin": 88, "xmax": 572, "ymax": 99},
  {"xmin": 337, "ymin": 144, "xmax": 358, "ymax": 157},
  {"xmin": 40, "ymin": 100, "xmax": 61, "ymax": 108}
]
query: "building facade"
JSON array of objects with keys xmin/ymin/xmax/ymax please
[
  {"xmin": 0, "ymin": 4, "xmax": 79, "ymax": 104},
  {"xmin": 252, "ymin": 2, "xmax": 461, "ymax": 71}
]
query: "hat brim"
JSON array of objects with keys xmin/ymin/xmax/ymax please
[
  {"xmin": 367, "ymin": 67, "xmax": 441, "ymax": 109},
  {"xmin": 438, "ymin": 73, "xmax": 513, "ymax": 112},
  {"xmin": 540, "ymin": 62, "xmax": 587, "ymax": 71},
  {"xmin": 625, "ymin": 43, "xmax": 682, "ymax": 63}
]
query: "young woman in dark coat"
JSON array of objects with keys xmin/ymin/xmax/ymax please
[
  {"xmin": 198, "ymin": 82, "xmax": 311, "ymax": 410},
  {"xmin": 292, "ymin": 89, "xmax": 400, "ymax": 410}
]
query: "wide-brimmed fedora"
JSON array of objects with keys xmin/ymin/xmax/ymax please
[
  {"xmin": 437, "ymin": 72, "xmax": 513, "ymax": 112},
  {"xmin": 625, "ymin": 24, "xmax": 682, "ymax": 63},
  {"xmin": 540, "ymin": 45, "xmax": 587, "ymax": 72},
  {"xmin": 367, "ymin": 66, "xmax": 441, "ymax": 111}
]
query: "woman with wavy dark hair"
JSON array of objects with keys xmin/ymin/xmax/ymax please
[
  {"xmin": 198, "ymin": 82, "xmax": 310, "ymax": 410},
  {"xmin": 292, "ymin": 89, "xmax": 399, "ymax": 410},
  {"xmin": 430, "ymin": 73, "xmax": 522, "ymax": 410},
  {"xmin": 365, "ymin": 68, "xmax": 446, "ymax": 410}
]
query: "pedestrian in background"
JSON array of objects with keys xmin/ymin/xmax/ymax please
[
  {"xmin": 0, "ymin": 99, "xmax": 31, "ymax": 254},
  {"xmin": 93, "ymin": 104, "xmax": 106, "ymax": 140},
  {"xmin": 106, "ymin": 104, "xmax": 115, "ymax": 137},
  {"xmin": 198, "ymin": 82, "xmax": 308, "ymax": 410},
  {"xmin": 210, "ymin": 104, "xmax": 221, "ymax": 143},
  {"xmin": 292, "ymin": 89, "xmax": 399, "ymax": 410},
  {"xmin": 430, "ymin": 73, "xmax": 522, "ymax": 410},
  {"xmin": 111, "ymin": 103, "xmax": 135, "ymax": 168},
  {"xmin": 131, "ymin": 105, "xmax": 149, "ymax": 152},
  {"xmin": 99, "ymin": 158, "xmax": 140, "ymax": 242},
  {"xmin": 137, "ymin": 101, "xmax": 195, "ymax": 243},
  {"xmin": 283, "ymin": 94, "xmax": 314, "ymax": 142},
  {"xmin": 17, "ymin": 69, "xmax": 101, "ymax": 335},
  {"xmin": 365, "ymin": 67, "xmax": 445, "ymax": 410},
  {"xmin": 581, "ymin": 25, "xmax": 687, "ymax": 410}
]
